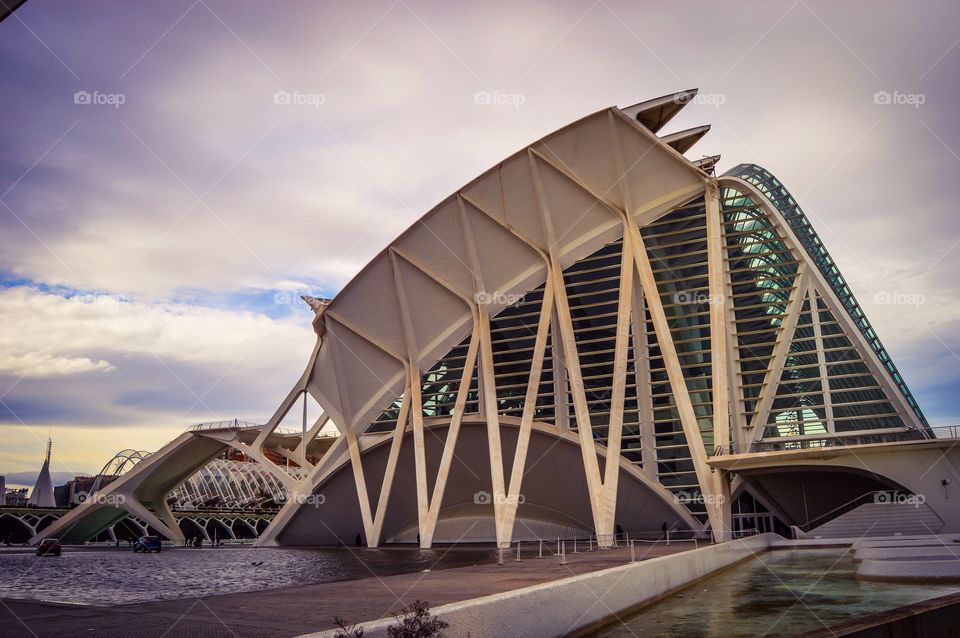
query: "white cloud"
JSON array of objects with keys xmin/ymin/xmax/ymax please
[
  {"xmin": 0, "ymin": 286, "xmax": 318, "ymax": 473},
  {"xmin": 0, "ymin": 287, "xmax": 312, "ymax": 378},
  {"xmin": 0, "ymin": 352, "xmax": 113, "ymax": 378}
]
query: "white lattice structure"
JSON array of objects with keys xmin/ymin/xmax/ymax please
[
  {"xmin": 169, "ymin": 459, "xmax": 299, "ymax": 510},
  {"xmin": 254, "ymin": 89, "xmax": 951, "ymax": 549},
  {"xmin": 33, "ymin": 90, "xmax": 958, "ymax": 548}
]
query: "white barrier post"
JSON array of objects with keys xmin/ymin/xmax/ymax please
[
  {"xmin": 630, "ymin": 540, "xmax": 636, "ymax": 564},
  {"xmin": 557, "ymin": 537, "xmax": 560, "ymax": 555},
  {"xmin": 498, "ymin": 547, "xmax": 504, "ymax": 565},
  {"xmin": 515, "ymin": 540, "xmax": 522, "ymax": 562},
  {"xmin": 666, "ymin": 530, "xmax": 671, "ymax": 546},
  {"xmin": 573, "ymin": 537, "xmax": 577, "ymax": 553},
  {"xmin": 559, "ymin": 541, "xmax": 567, "ymax": 565},
  {"xmin": 538, "ymin": 538, "xmax": 543, "ymax": 558}
]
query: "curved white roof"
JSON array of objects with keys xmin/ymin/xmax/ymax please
[{"xmin": 309, "ymin": 101, "xmax": 710, "ymax": 434}]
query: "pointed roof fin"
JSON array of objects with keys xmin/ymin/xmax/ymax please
[
  {"xmin": 693, "ymin": 154, "xmax": 721, "ymax": 175},
  {"xmin": 301, "ymin": 295, "xmax": 333, "ymax": 313},
  {"xmin": 660, "ymin": 124, "xmax": 711, "ymax": 154}
]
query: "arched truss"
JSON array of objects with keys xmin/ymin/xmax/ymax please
[
  {"xmin": 84, "ymin": 449, "xmax": 152, "ymax": 499},
  {"xmin": 256, "ymin": 89, "xmax": 931, "ymax": 549},
  {"xmin": 0, "ymin": 512, "xmax": 58, "ymax": 536},
  {"xmin": 176, "ymin": 514, "xmax": 264, "ymax": 540},
  {"xmin": 96, "ymin": 449, "xmax": 151, "ymax": 477},
  {"xmin": 169, "ymin": 459, "xmax": 295, "ymax": 510}
]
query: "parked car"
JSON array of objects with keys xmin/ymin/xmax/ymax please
[
  {"xmin": 133, "ymin": 535, "xmax": 162, "ymax": 553},
  {"xmin": 35, "ymin": 538, "xmax": 61, "ymax": 556}
]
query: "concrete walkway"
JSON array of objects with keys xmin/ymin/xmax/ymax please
[{"xmin": 1, "ymin": 542, "xmax": 692, "ymax": 638}]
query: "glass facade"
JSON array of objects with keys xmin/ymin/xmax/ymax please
[
  {"xmin": 727, "ymin": 164, "xmax": 928, "ymax": 429},
  {"xmin": 721, "ymin": 186, "xmax": 800, "ymax": 429},
  {"xmin": 364, "ymin": 165, "xmax": 925, "ymax": 524}
]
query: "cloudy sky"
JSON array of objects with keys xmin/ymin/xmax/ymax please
[{"xmin": 1, "ymin": 0, "xmax": 958, "ymax": 483}]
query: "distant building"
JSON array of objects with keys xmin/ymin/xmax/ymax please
[
  {"xmin": 26, "ymin": 438, "xmax": 56, "ymax": 508},
  {"xmin": 4, "ymin": 487, "xmax": 28, "ymax": 507}
]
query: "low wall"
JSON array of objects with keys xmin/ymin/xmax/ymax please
[
  {"xmin": 799, "ymin": 591, "xmax": 960, "ymax": 638},
  {"xmin": 856, "ymin": 558, "xmax": 960, "ymax": 582},
  {"xmin": 303, "ymin": 533, "xmax": 775, "ymax": 638}
]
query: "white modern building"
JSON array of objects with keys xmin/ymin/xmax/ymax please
[{"xmin": 35, "ymin": 90, "xmax": 959, "ymax": 548}]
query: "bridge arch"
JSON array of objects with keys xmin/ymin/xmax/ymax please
[{"xmin": 0, "ymin": 513, "xmax": 35, "ymax": 543}]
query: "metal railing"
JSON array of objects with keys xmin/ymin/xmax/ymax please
[
  {"xmin": 187, "ymin": 419, "xmax": 340, "ymax": 439},
  {"xmin": 188, "ymin": 419, "xmax": 263, "ymax": 431},
  {"xmin": 749, "ymin": 424, "xmax": 960, "ymax": 453},
  {"xmin": 730, "ymin": 527, "xmax": 761, "ymax": 539},
  {"xmin": 495, "ymin": 529, "xmax": 712, "ymax": 567},
  {"xmin": 931, "ymin": 424, "xmax": 960, "ymax": 439},
  {"xmin": 795, "ymin": 490, "xmax": 899, "ymax": 533}
]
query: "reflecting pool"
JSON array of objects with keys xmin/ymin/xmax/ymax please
[{"xmin": 593, "ymin": 549, "xmax": 960, "ymax": 637}]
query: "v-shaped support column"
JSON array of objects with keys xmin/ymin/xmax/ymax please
[
  {"xmin": 346, "ymin": 377, "xmax": 410, "ymax": 548},
  {"xmin": 389, "ymin": 245, "xmax": 482, "ymax": 548}
]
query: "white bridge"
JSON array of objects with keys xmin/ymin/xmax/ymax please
[{"xmin": 32, "ymin": 411, "xmax": 339, "ymax": 544}]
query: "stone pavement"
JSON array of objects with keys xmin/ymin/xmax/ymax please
[{"xmin": 0, "ymin": 542, "xmax": 693, "ymax": 637}]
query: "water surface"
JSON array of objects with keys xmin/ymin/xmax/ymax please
[
  {"xmin": 0, "ymin": 546, "xmax": 495, "ymax": 606},
  {"xmin": 593, "ymin": 548, "xmax": 960, "ymax": 637}
]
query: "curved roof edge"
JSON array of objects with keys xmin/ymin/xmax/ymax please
[{"xmin": 310, "ymin": 103, "xmax": 711, "ymax": 433}]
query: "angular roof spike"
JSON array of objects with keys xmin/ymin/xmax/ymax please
[
  {"xmin": 301, "ymin": 295, "xmax": 333, "ymax": 338},
  {"xmin": 620, "ymin": 89, "xmax": 699, "ymax": 133},
  {"xmin": 692, "ymin": 154, "xmax": 721, "ymax": 175},
  {"xmin": 301, "ymin": 295, "xmax": 333, "ymax": 313},
  {"xmin": 660, "ymin": 124, "xmax": 711, "ymax": 154}
]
